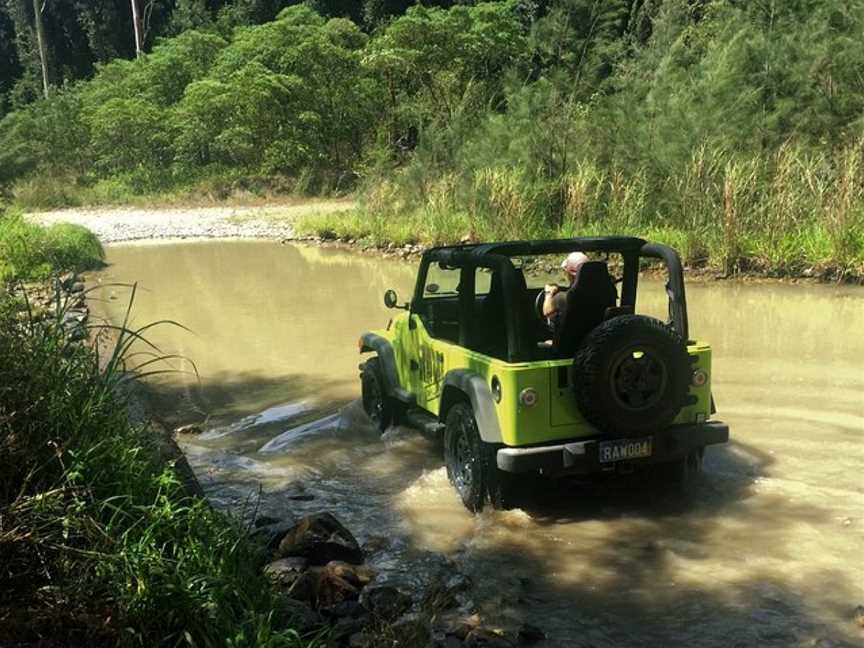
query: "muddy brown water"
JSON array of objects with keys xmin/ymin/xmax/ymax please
[{"xmin": 95, "ymin": 240, "xmax": 864, "ymax": 647}]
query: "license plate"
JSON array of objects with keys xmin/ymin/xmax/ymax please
[{"xmin": 598, "ymin": 437, "xmax": 653, "ymax": 463}]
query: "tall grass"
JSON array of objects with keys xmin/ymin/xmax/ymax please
[
  {"xmin": 0, "ymin": 210, "xmax": 105, "ymax": 281},
  {"xmin": 296, "ymin": 141, "xmax": 864, "ymax": 279},
  {"xmin": 0, "ymin": 290, "xmax": 315, "ymax": 647}
]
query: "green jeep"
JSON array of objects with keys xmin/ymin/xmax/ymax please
[{"xmin": 358, "ymin": 237, "xmax": 729, "ymax": 511}]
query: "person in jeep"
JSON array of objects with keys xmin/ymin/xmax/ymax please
[{"xmin": 542, "ymin": 251, "xmax": 589, "ymax": 322}]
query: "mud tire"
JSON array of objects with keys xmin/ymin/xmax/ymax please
[
  {"xmin": 361, "ymin": 357, "xmax": 393, "ymax": 432},
  {"xmin": 444, "ymin": 403, "xmax": 517, "ymax": 512},
  {"xmin": 570, "ymin": 315, "xmax": 690, "ymax": 437}
]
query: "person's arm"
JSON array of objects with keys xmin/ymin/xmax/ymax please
[{"xmin": 542, "ymin": 284, "xmax": 560, "ymax": 317}]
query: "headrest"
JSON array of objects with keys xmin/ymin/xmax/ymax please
[{"xmin": 571, "ymin": 261, "xmax": 612, "ymax": 288}]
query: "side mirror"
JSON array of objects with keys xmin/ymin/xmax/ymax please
[{"xmin": 384, "ymin": 289, "xmax": 400, "ymax": 309}]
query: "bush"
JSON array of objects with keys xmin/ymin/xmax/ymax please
[
  {"xmin": 0, "ymin": 293, "xmax": 313, "ymax": 646},
  {"xmin": 0, "ymin": 211, "xmax": 104, "ymax": 281}
]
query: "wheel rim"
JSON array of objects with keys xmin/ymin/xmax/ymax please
[
  {"xmin": 449, "ymin": 419, "xmax": 474, "ymax": 496},
  {"xmin": 609, "ymin": 345, "xmax": 669, "ymax": 412}
]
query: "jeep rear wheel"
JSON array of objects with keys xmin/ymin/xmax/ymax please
[
  {"xmin": 361, "ymin": 357, "xmax": 393, "ymax": 432},
  {"xmin": 571, "ymin": 315, "xmax": 691, "ymax": 437},
  {"xmin": 444, "ymin": 402, "xmax": 517, "ymax": 512}
]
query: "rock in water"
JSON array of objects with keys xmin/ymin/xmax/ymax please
[
  {"xmin": 277, "ymin": 512, "xmax": 364, "ymax": 565},
  {"xmin": 855, "ymin": 604, "xmax": 864, "ymax": 628}
]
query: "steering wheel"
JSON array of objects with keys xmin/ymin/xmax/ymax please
[{"xmin": 535, "ymin": 287, "xmax": 562, "ymax": 320}]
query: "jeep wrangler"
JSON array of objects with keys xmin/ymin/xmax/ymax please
[{"xmin": 358, "ymin": 237, "xmax": 729, "ymax": 511}]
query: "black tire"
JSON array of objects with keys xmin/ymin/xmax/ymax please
[
  {"xmin": 570, "ymin": 314, "xmax": 691, "ymax": 437},
  {"xmin": 361, "ymin": 357, "xmax": 393, "ymax": 432},
  {"xmin": 444, "ymin": 402, "xmax": 517, "ymax": 512}
]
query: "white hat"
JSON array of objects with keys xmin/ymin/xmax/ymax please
[{"xmin": 561, "ymin": 252, "xmax": 589, "ymax": 276}]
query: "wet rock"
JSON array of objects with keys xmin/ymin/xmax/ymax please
[
  {"xmin": 252, "ymin": 519, "xmax": 297, "ymax": 556},
  {"xmin": 283, "ymin": 569, "xmax": 320, "ymax": 604},
  {"xmin": 359, "ymin": 584, "xmax": 412, "ymax": 620},
  {"xmin": 316, "ymin": 570, "xmax": 361, "ymax": 608},
  {"xmin": 274, "ymin": 598, "xmax": 323, "ymax": 633},
  {"xmin": 174, "ymin": 423, "xmax": 203, "ymax": 435},
  {"xmin": 516, "ymin": 623, "xmax": 545, "ymax": 645},
  {"xmin": 277, "ymin": 512, "xmax": 364, "ymax": 565},
  {"xmin": 324, "ymin": 561, "xmax": 375, "ymax": 588},
  {"xmin": 289, "ymin": 493, "xmax": 316, "ymax": 501},
  {"xmin": 70, "ymin": 281, "xmax": 85, "ymax": 293},
  {"xmin": 264, "ymin": 557, "xmax": 309, "ymax": 590},
  {"xmin": 854, "ymin": 604, "xmax": 864, "ymax": 627},
  {"xmin": 465, "ymin": 628, "xmax": 515, "ymax": 648}
]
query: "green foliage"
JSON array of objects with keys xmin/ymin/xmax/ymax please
[
  {"xmin": 0, "ymin": 211, "xmax": 104, "ymax": 281},
  {"xmin": 0, "ymin": 290, "xmax": 314, "ymax": 646}
]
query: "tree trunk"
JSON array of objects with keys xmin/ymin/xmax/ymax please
[
  {"xmin": 130, "ymin": 0, "xmax": 143, "ymax": 58},
  {"xmin": 31, "ymin": 0, "xmax": 49, "ymax": 98}
]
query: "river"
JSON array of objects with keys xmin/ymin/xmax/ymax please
[{"xmin": 94, "ymin": 239, "xmax": 864, "ymax": 647}]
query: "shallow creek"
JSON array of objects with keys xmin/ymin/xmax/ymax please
[{"xmin": 95, "ymin": 240, "xmax": 864, "ymax": 647}]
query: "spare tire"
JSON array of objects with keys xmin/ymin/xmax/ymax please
[{"xmin": 570, "ymin": 314, "xmax": 690, "ymax": 437}]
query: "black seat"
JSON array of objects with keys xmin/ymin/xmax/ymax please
[{"xmin": 553, "ymin": 261, "xmax": 618, "ymax": 357}]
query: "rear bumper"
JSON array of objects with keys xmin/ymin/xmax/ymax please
[{"xmin": 496, "ymin": 421, "xmax": 729, "ymax": 474}]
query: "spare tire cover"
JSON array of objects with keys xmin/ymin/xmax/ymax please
[{"xmin": 570, "ymin": 314, "xmax": 691, "ymax": 437}]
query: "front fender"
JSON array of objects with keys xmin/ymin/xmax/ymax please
[
  {"xmin": 440, "ymin": 369, "xmax": 502, "ymax": 443},
  {"xmin": 360, "ymin": 332, "xmax": 416, "ymax": 408}
]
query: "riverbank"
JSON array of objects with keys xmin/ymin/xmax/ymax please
[
  {"xmin": 27, "ymin": 202, "xmax": 864, "ymax": 284},
  {"xmin": 27, "ymin": 199, "xmax": 353, "ymax": 244}
]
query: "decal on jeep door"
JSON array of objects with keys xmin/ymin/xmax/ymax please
[{"xmin": 420, "ymin": 346, "xmax": 445, "ymax": 397}]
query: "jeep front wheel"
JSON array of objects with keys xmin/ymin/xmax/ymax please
[
  {"xmin": 361, "ymin": 357, "xmax": 393, "ymax": 432},
  {"xmin": 444, "ymin": 402, "xmax": 517, "ymax": 512}
]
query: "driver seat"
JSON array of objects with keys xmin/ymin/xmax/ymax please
[{"xmin": 553, "ymin": 261, "xmax": 617, "ymax": 357}]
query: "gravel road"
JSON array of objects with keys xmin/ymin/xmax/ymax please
[{"xmin": 28, "ymin": 200, "xmax": 354, "ymax": 244}]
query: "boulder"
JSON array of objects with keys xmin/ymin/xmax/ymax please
[
  {"xmin": 277, "ymin": 512, "xmax": 364, "ymax": 565},
  {"xmin": 359, "ymin": 584, "xmax": 412, "ymax": 621},
  {"xmin": 315, "ymin": 570, "xmax": 360, "ymax": 608},
  {"xmin": 323, "ymin": 561, "xmax": 374, "ymax": 589},
  {"xmin": 264, "ymin": 557, "xmax": 309, "ymax": 590}
]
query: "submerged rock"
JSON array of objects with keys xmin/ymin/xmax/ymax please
[
  {"xmin": 174, "ymin": 423, "xmax": 203, "ymax": 435},
  {"xmin": 277, "ymin": 512, "xmax": 364, "ymax": 565},
  {"xmin": 854, "ymin": 604, "xmax": 864, "ymax": 627}
]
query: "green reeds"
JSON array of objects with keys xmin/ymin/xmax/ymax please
[{"xmin": 0, "ymin": 284, "xmax": 316, "ymax": 647}]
